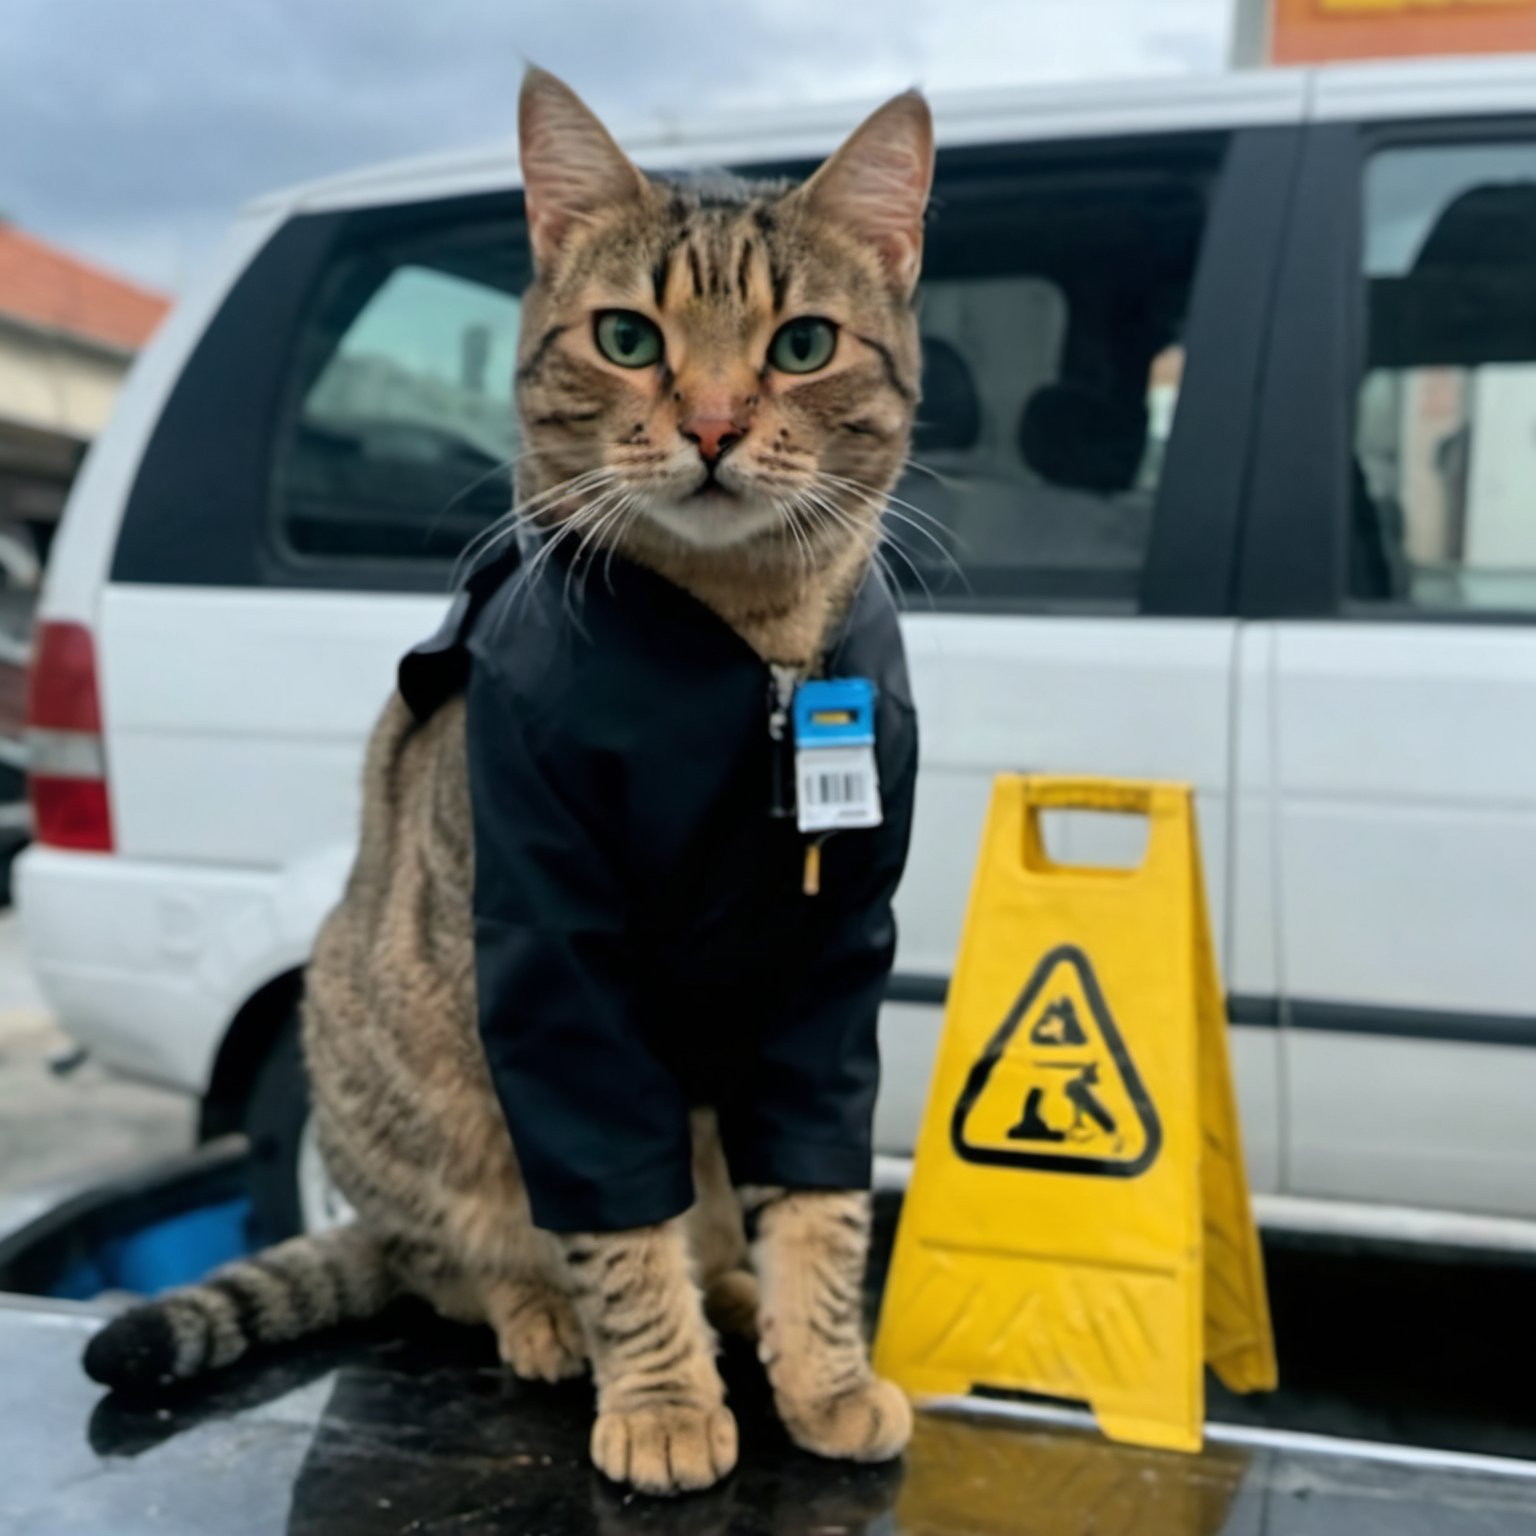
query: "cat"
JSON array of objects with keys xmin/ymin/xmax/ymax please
[{"xmin": 84, "ymin": 67, "xmax": 934, "ymax": 1498}]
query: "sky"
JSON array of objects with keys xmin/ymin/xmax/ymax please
[{"xmin": 1, "ymin": 0, "xmax": 1234, "ymax": 295}]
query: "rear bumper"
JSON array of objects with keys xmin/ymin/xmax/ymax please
[{"xmin": 14, "ymin": 846, "xmax": 302, "ymax": 1095}]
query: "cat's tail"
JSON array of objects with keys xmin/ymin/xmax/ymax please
[{"xmin": 82, "ymin": 1225, "xmax": 397, "ymax": 1393}]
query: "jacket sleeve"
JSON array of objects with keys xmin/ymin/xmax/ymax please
[
  {"xmin": 465, "ymin": 654, "xmax": 693, "ymax": 1233},
  {"xmin": 721, "ymin": 701, "xmax": 920, "ymax": 1194}
]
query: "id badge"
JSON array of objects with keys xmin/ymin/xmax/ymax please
[{"xmin": 792, "ymin": 678, "xmax": 882, "ymax": 833}]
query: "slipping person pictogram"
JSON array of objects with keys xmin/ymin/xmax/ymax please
[
  {"xmin": 1008, "ymin": 1086, "xmax": 1066, "ymax": 1144},
  {"xmin": 1006, "ymin": 1063, "xmax": 1123, "ymax": 1152},
  {"xmin": 1064, "ymin": 1063, "xmax": 1118, "ymax": 1143}
]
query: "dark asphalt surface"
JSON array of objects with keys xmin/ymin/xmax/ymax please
[
  {"xmin": 2, "ymin": 1150, "xmax": 1535, "ymax": 1533},
  {"xmin": 1206, "ymin": 1233, "xmax": 1536, "ymax": 1460},
  {"xmin": 9, "ymin": 1294, "xmax": 1536, "ymax": 1536}
]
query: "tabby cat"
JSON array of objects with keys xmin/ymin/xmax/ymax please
[{"xmin": 84, "ymin": 67, "xmax": 934, "ymax": 1497}]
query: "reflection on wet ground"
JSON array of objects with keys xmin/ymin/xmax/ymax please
[{"xmin": 5, "ymin": 1297, "xmax": 1536, "ymax": 1536}]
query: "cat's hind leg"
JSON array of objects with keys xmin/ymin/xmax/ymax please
[
  {"xmin": 687, "ymin": 1109, "xmax": 759, "ymax": 1341},
  {"xmin": 484, "ymin": 1279, "xmax": 587, "ymax": 1383},
  {"xmin": 385, "ymin": 1221, "xmax": 586, "ymax": 1384}
]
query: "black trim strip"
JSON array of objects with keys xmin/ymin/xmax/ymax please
[
  {"xmin": 1236, "ymin": 121, "xmax": 1360, "ymax": 620},
  {"xmin": 1289, "ymin": 1001, "xmax": 1536, "ymax": 1051},
  {"xmin": 1228, "ymin": 993, "xmax": 1281, "ymax": 1029},
  {"xmin": 884, "ymin": 973, "xmax": 950, "ymax": 1007},
  {"xmin": 1141, "ymin": 125, "xmax": 1304, "ymax": 619},
  {"xmin": 886, "ymin": 974, "xmax": 1536, "ymax": 1048},
  {"xmin": 889, "ymin": 973, "xmax": 1283, "ymax": 1026}
]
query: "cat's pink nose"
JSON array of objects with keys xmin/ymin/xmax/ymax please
[{"xmin": 682, "ymin": 417, "xmax": 744, "ymax": 467}]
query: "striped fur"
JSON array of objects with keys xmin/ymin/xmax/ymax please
[
  {"xmin": 83, "ymin": 1227, "xmax": 394, "ymax": 1390},
  {"xmin": 82, "ymin": 70, "xmax": 931, "ymax": 1496},
  {"xmin": 746, "ymin": 1188, "xmax": 912, "ymax": 1460},
  {"xmin": 512, "ymin": 67, "xmax": 932, "ymax": 668}
]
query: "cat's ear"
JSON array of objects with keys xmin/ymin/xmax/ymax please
[
  {"xmin": 519, "ymin": 67, "xmax": 648, "ymax": 272},
  {"xmin": 800, "ymin": 90, "xmax": 934, "ymax": 296}
]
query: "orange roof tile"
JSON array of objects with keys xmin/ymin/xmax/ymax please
[{"xmin": 0, "ymin": 225, "xmax": 169, "ymax": 352}]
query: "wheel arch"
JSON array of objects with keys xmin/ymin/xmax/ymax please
[{"xmin": 198, "ymin": 966, "xmax": 305, "ymax": 1140}]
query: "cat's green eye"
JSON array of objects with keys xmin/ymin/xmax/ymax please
[
  {"xmin": 594, "ymin": 309, "xmax": 663, "ymax": 368},
  {"xmin": 769, "ymin": 317, "xmax": 837, "ymax": 375}
]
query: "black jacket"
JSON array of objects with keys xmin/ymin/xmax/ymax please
[{"xmin": 398, "ymin": 536, "xmax": 918, "ymax": 1233}]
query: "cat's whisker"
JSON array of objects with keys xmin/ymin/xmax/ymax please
[
  {"xmin": 799, "ymin": 487, "xmax": 937, "ymax": 610},
  {"xmin": 428, "ymin": 442, "xmax": 558, "ymax": 547},
  {"xmin": 816, "ymin": 470, "xmax": 960, "ymax": 541},
  {"xmin": 874, "ymin": 503, "xmax": 968, "ymax": 572},
  {"xmin": 794, "ymin": 487, "xmax": 867, "ymax": 548},
  {"xmin": 781, "ymin": 511, "xmax": 811, "ymax": 582},
  {"xmin": 477, "ymin": 462, "xmax": 611, "ymax": 542},
  {"xmin": 898, "ymin": 455, "xmax": 956, "ymax": 489},
  {"xmin": 493, "ymin": 480, "xmax": 626, "ymax": 635},
  {"xmin": 602, "ymin": 496, "xmax": 645, "ymax": 595},
  {"xmin": 812, "ymin": 473, "xmax": 970, "ymax": 592},
  {"xmin": 493, "ymin": 508, "xmax": 597, "ymax": 613},
  {"xmin": 785, "ymin": 494, "xmax": 871, "ymax": 595},
  {"xmin": 468, "ymin": 485, "xmax": 624, "ymax": 613},
  {"xmin": 563, "ymin": 489, "xmax": 635, "ymax": 619},
  {"xmin": 531, "ymin": 487, "xmax": 621, "ymax": 595},
  {"xmin": 452, "ymin": 466, "xmax": 618, "ymax": 587},
  {"xmin": 780, "ymin": 497, "xmax": 821, "ymax": 580},
  {"xmin": 773, "ymin": 514, "xmax": 801, "ymax": 581},
  {"xmin": 878, "ymin": 514, "xmax": 966, "ymax": 600},
  {"xmin": 802, "ymin": 493, "xmax": 890, "ymax": 588},
  {"xmin": 815, "ymin": 468, "xmax": 956, "ymax": 533},
  {"xmin": 874, "ymin": 527, "xmax": 940, "ymax": 609}
]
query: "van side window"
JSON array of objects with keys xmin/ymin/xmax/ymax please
[
  {"xmin": 888, "ymin": 136, "xmax": 1227, "ymax": 609},
  {"xmin": 1354, "ymin": 141, "xmax": 1536, "ymax": 612},
  {"xmin": 273, "ymin": 222, "xmax": 526, "ymax": 564}
]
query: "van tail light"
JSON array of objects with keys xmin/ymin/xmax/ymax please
[{"xmin": 26, "ymin": 621, "xmax": 114, "ymax": 853}]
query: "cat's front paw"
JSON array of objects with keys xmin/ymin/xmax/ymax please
[
  {"xmin": 591, "ymin": 1403, "xmax": 738, "ymax": 1496},
  {"xmin": 777, "ymin": 1377, "xmax": 912, "ymax": 1463}
]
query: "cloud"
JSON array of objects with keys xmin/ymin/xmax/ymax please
[{"xmin": 0, "ymin": 0, "xmax": 1230, "ymax": 291}]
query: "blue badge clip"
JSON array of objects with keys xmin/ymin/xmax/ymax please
[{"xmin": 793, "ymin": 678, "xmax": 877, "ymax": 750}]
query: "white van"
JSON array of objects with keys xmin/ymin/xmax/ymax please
[{"xmin": 19, "ymin": 57, "xmax": 1536, "ymax": 1244}]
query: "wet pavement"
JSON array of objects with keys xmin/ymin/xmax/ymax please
[{"xmin": 4, "ymin": 1296, "xmax": 1536, "ymax": 1536}]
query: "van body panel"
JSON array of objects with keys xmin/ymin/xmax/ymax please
[{"xmin": 27, "ymin": 59, "xmax": 1536, "ymax": 1230}]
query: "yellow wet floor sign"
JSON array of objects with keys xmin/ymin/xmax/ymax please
[{"xmin": 875, "ymin": 776, "xmax": 1276, "ymax": 1453}]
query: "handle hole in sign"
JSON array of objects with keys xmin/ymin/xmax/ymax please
[{"xmin": 1029, "ymin": 807, "xmax": 1150, "ymax": 876}]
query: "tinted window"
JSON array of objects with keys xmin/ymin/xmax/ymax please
[
  {"xmin": 887, "ymin": 136, "xmax": 1228, "ymax": 608},
  {"xmin": 1354, "ymin": 141, "xmax": 1536, "ymax": 612},
  {"xmin": 272, "ymin": 220, "xmax": 527, "ymax": 564}
]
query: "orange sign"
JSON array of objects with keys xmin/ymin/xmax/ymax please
[{"xmin": 1271, "ymin": 0, "xmax": 1536, "ymax": 61}]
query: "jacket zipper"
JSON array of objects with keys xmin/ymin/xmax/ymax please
[
  {"xmin": 767, "ymin": 664, "xmax": 800, "ymax": 821},
  {"xmin": 768, "ymin": 662, "xmax": 833, "ymax": 897}
]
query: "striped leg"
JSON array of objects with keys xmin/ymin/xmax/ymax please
[
  {"xmin": 747, "ymin": 1188, "xmax": 912, "ymax": 1462},
  {"xmin": 560, "ymin": 1221, "xmax": 737, "ymax": 1496}
]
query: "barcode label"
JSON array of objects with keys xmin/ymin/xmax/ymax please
[
  {"xmin": 807, "ymin": 769, "xmax": 869, "ymax": 806},
  {"xmin": 796, "ymin": 744, "xmax": 882, "ymax": 833}
]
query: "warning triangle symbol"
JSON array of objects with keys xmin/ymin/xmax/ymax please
[{"xmin": 950, "ymin": 945, "xmax": 1162, "ymax": 1178}]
